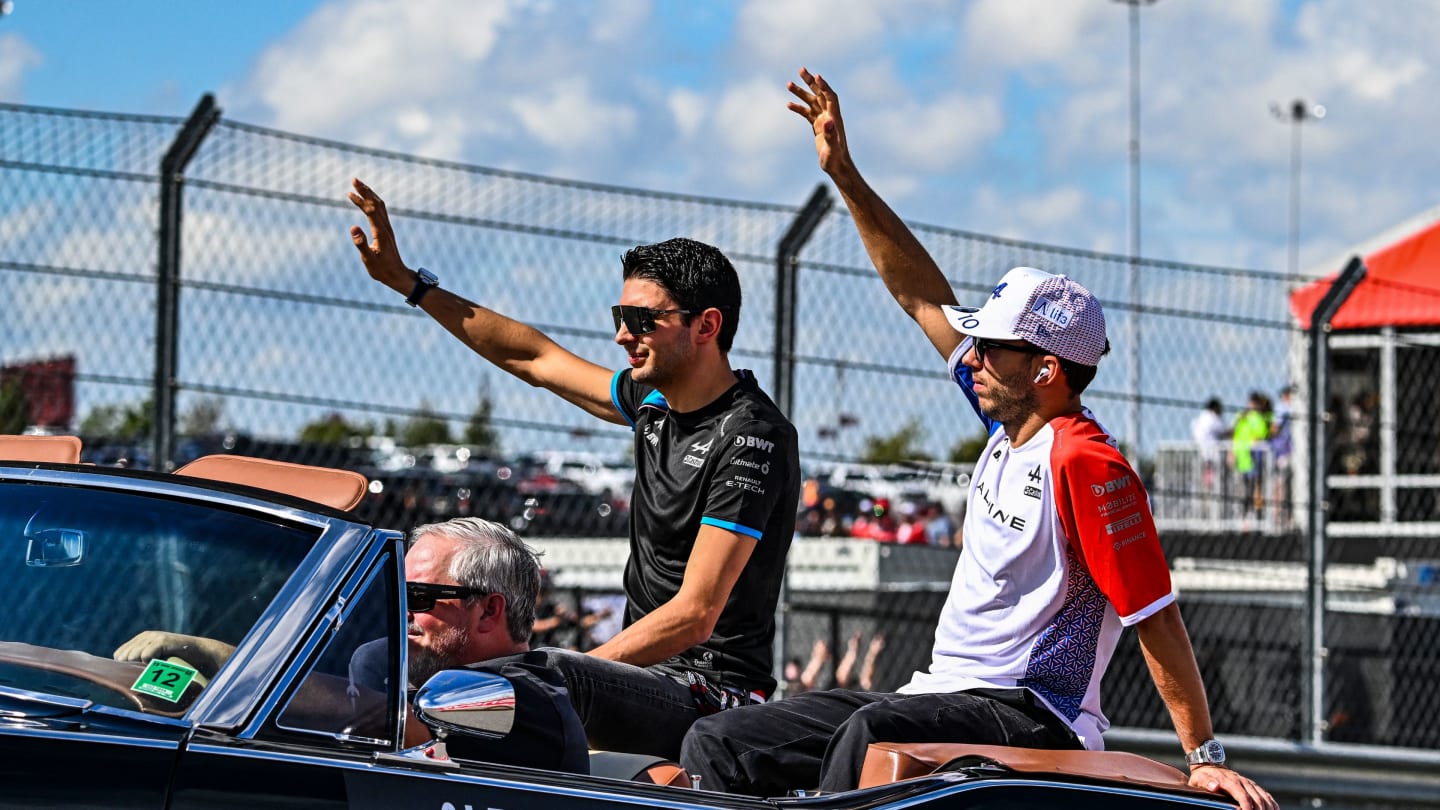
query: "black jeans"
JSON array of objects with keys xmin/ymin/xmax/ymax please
[
  {"xmin": 512, "ymin": 647, "xmax": 700, "ymax": 760},
  {"xmin": 679, "ymin": 687, "xmax": 1081, "ymax": 796}
]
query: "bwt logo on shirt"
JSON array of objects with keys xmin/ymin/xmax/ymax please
[
  {"xmin": 1090, "ymin": 475, "xmax": 1132, "ymax": 497},
  {"xmin": 734, "ymin": 435, "xmax": 774, "ymax": 453}
]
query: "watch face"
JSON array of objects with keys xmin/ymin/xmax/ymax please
[{"xmin": 1204, "ymin": 740, "xmax": 1225, "ymax": 761}]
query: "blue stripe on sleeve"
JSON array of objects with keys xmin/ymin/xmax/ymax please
[
  {"xmin": 700, "ymin": 516, "xmax": 763, "ymax": 540},
  {"xmin": 611, "ymin": 370, "xmax": 634, "ymax": 429}
]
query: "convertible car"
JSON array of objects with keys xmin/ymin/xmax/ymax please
[{"xmin": 0, "ymin": 435, "xmax": 1234, "ymax": 809}]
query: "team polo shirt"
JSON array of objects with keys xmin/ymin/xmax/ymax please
[
  {"xmin": 611, "ymin": 368, "xmax": 800, "ymax": 697},
  {"xmin": 898, "ymin": 341, "xmax": 1174, "ymax": 749}
]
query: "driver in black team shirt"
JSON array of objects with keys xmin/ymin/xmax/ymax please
[{"xmin": 348, "ymin": 179, "xmax": 800, "ymax": 760}]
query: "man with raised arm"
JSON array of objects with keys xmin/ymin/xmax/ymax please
[
  {"xmin": 678, "ymin": 70, "xmax": 1275, "ymax": 810},
  {"xmin": 347, "ymin": 182, "xmax": 800, "ymax": 759}
]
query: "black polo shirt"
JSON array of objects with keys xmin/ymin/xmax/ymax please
[{"xmin": 611, "ymin": 368, "xmax": 799, "ymax": 696}]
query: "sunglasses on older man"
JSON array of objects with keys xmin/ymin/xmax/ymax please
[
  {"xmin": 406, "ymin": 581, "xmax": 490, "ymax": 613},
  {"xmin": 611, "ymin": 305, "xmax": 694, "ymax": 336}
]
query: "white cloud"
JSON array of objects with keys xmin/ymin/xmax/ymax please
[
  {"xmin": 0, "ymin": 33, "xmax": 42, "ymax": 101},
  {"xmin": 667, "ymin": 89, "xmax": 705, "ymax": 140},
  {"xmin": 871, "ymin": 92, "xmax": 1003, "ymax": 172},
  {"xmin": 735, "ymin": 0, "xmax": 886, "ymax": 68},
  {"xmin": 229, "ymin": 0, "xmax": 514, "ymax": 153},
  {"xmin": 963, "ymin": 0, "xmax": 1108, "ymax": 71},
  {"xmin": 510, "ymin": 80, "xmax": 638, "ymax": 151},
  {"xmin": 590, "ymin": 0, "xmax": 651, "ymax": 43},
  {"xmin": 967, "ymin": 185, "xmax": 1103, "ymax": 249}
]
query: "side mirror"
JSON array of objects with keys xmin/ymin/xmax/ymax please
[{"xmin": 414, "ymin": 669, "xmax": 514, "ymax": 738}]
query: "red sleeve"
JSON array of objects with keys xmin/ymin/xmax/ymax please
[{"xmin": 1051, "ymin": 418, "xmax": 1173, "ymax": 625}]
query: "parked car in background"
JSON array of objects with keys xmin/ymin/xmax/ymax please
[
  {"xmin": 508, "ymin": 474, "xmax": 628, "ymax": 537},
  {"xmin": 527, "ymin": 450, "xmax": 635, "ymax": 500}
]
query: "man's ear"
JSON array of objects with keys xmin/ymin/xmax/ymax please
[
  {"xmin": 693, "ymin": 308, "xmax": 723, "ymax": 344},
  {"xmin": 471, "ymin": 593, "xmax": 507, "ymax": 634}
]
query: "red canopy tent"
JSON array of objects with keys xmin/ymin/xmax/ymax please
[{"xmin": 1290, "ymin": 218, "xmax": 1440, "ymax": 330}]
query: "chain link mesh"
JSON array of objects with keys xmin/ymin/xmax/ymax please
[{"xmin": 4, "ymin": 101, "xmax": 1438, "ymax": 753}]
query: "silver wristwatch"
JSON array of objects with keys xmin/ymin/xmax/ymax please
[
  {"xmin": 1185, "ymin": 739, "xmax": 1227, "ymax": 768},
  {"xmin": 405, "ymin": 267, "xmax": 439, "ymax": 307}
]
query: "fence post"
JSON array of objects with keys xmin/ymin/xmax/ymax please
[
  {"xmin": 773, "ymin": 184, "xmax": 832, "ymax": 417},
  {"xmin": 153, "ymin": 94, "xmax": 221, "ymax": 471},
  {"xmin": 1303, "ymin": 254, "xmax": 1366, "ymax": 745},
  {"xmin": 772, "ymin": 184, "xmax": 831, "ymax": 696}
]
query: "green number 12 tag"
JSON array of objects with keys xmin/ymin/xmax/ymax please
[{"xmin": 131, "ymin": 659, "xmax": 199, "ymax": 703}]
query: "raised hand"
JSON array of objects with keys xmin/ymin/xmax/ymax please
[
  {"xmin": 347, "ymin": 177, "xmax": 412, "ymax": 293},
  {"xmin": 786, "ymin": 67, "xmax": 851, "ymax": 176}
]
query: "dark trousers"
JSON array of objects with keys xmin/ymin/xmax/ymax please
[
  {"xmin": 679, "ymin": 687, "xmax": 1081, "ymax": 796},
  {"xmin": 518, "ymin": 647, "xmax": 700, "ymax": 760}
]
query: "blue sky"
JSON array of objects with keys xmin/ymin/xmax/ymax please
[{"xmin": 6, "ymin": 0, "xmax": 1439, "ymax": 276}]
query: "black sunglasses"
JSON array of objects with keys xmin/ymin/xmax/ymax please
[
  {"xmin": 406, "ymin": 581, "xmax": 488, "ymax": 613},
  {"xmin": 972, "ymin": 337, "xmax": 1049, "ymax": 365},
  {"xmin": 611, "ymin": 305, "xmax": 694, "ymax": 336}
]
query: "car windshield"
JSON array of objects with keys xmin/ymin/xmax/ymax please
[{"xmin": 0, "ymin": 480, "xmax": 319, "ymax": 716}]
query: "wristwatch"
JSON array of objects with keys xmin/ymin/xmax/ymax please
[
  {"xmin": 405, "ymin": 267, "xmax": 439, "ymax": 307},
  {"xmin": 1185, "ymin": 739, "xmax": 1227, "ymax": 768}
]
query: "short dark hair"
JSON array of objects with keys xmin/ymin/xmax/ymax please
[
  {"xmin": 622, "ymin": 238, "xmax": 742, "ymax": 352},
  {"xmin": 1057, "ymin": 339, "xmax": 1111, "ymax": 395}
]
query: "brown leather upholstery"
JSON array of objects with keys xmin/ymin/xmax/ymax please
[
  {"xmin": 858, "ymin": 742, "xmax": 1197, "ymax": 793},
  {"xmin": 635, "ymin": 762, "xmax": 692, "ymax": 787},
  {"xmin": 175, "ymin": 454, "xmax": 368, "ymax": 511},
  {"xmin": 0, "ymin": 434, "xmax": 82, "ymax": 464}
]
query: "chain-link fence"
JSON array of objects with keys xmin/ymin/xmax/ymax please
[{"xmin": 5, "ymin": 99, "xmax": 1440, "ymax": 772}]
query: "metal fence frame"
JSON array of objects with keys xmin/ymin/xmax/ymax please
[{"xmin": 4, "ymin": 97, "xmax": 1440, "ymax": 807}]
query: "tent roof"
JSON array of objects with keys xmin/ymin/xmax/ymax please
[{"xmin": 1290, "ymin": 214, "xmax": 1440, "ymax": 330}]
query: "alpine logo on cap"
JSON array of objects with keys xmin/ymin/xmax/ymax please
[{"xmin": 991, "ymin": 282, "xmax": 1008, "ymax": 299}]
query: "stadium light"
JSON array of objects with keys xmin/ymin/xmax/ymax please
[{"xmin": 1271, "ymin": 99, "xmax": 1326, "ymax": 276}]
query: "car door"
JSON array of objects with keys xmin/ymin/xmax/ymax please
[
  {"xmin": 166, "ymin": 538, "xmax": 405, "ymax": 809},
  {"xmin": 0, "ymin": 697, "xmax": 185, "ymax": 810}
]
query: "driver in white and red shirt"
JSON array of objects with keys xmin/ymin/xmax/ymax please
[{"xmin": 679, "ymin": 69, "xmax": 1277, "ymax": 810}]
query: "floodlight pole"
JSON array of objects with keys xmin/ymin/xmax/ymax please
[
  {"xmin": 1114, "ymin": 0, "xmax": 1157, "ymax": 459},
  {"xmin": 1271, "ymin": 99, "xmax": 1325, "ymax": 277}
]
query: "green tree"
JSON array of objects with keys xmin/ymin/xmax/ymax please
[
  {"xmin": 948, "ymin": 431, "xmax": 991, "ymax": 464},
  {"xmin": 860, "ymin": 418, "xmax": 934, "ymax": 464},
  {"xmin": 401, "ymin": 401, "xmax": 453, "ymax": 447},
  {"xmin": 180, "ymin": 396, "xmax": 225, "ymax": 436},
  {"xmin": 463, "ymin": 395, "xmax": 500, "ymax": 454},
  {"xmin": 0, "ymin": 378, "xmax": 29, "ymax": 434},
  {"xmin": 298, "ymin": 412, "xmax": 371, "ymax": 445},
  {"xmin": 79, "ymin": 398, "xmax": 152, "ymax": 440}
]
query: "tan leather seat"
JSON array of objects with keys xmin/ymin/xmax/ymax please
[
  {"xmin": 175, "ymin": 454, "xmax": 368, "ymax": 511},
  {"xmin": 858, "ymin": 742, "xmax": 1196, "ymax": 793},
  {"xmin": 0, "ymin": 434, "xmax": 82, "ymax": 464},
  {"xmin": 587, "ymin": 751, "xmax": 692, "ymax": 787}
]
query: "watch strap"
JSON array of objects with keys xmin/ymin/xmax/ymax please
[{"xmin": 405, "ymin": 268, "xmax": 438, "ymax": 307}]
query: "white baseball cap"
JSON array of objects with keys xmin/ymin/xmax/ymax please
[{"xmin": 943, "ymin": 266, "xmax": 1108, "ymax": 366}]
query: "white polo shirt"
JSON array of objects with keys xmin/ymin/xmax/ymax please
[{"xmin": 898, "ymin": 344, "xmax": 1174, "ymax": 749}]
